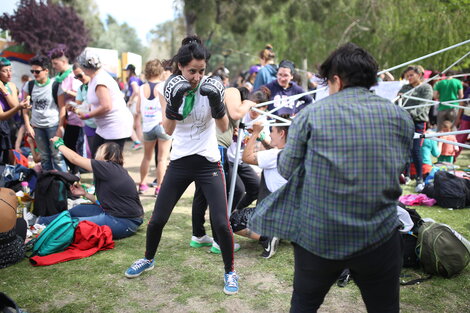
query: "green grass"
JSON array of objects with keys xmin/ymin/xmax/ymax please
[{"xmin": 1, "ymin": 153, "xmax": 470, "ymax": 312}]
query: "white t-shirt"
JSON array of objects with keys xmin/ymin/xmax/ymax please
[
  {"xmin": 257, "ymin": 148, "xmax": 287, "ymax": 193},
  {"xmin": 140, "ymin": 82, "xmax": 163, "ymax": 133},
  {"xmin": 87, "ymin": 69, "xmax": 133, "ymax": 139},
  {"xmin": 170, "ymin": 76, "xmax": 220, "ymax": 162},
  {"xmin": 226, "ymin": 113, "xmax": 269, "ymax": 163},
  {"xmin": 23, "ymin": 78, "xmax": 63, "ymax": 128}
]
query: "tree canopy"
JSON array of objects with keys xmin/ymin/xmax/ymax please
[
  {"xmin": 176, "ymin": 0, "xmax": 470, "ymax": 77},
  {"xmin": 0, "ymin": 0, "xmax": 88, "ymax": 61}
]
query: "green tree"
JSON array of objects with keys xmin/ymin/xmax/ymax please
[{"xmin": 0, "ymin": 0, "xmax": 88, "ymax": 60}]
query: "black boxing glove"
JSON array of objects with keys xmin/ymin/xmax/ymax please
[
  {"xmin": 163, "ymin": 74, "xmax": 192, "ymax": 120},
  {"xmin": 200, "ymin": 76, "xmax": 226, "ymax": 119}
]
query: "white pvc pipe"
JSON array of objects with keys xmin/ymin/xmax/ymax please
[
  {"xmin": 378, "ymin": 39, "xmax": 470, "ymax": 75},
  {"xmin": 428, "ymin": 137, "xmax": 470, "ymax": 149},
  {"xmin": 254, "ymin": 86, "xmax": 327, "ymax": 108},
  {"xmin": 393, "ymin": 50, "xmax": 470, "ymax": 104},
  {"xmin": 416, "ymin": 129, "xmax": 470, "ymax": 138},
  {"xmin": 227, "ymin": 127, "xmax": 244, "ymax": 217}
]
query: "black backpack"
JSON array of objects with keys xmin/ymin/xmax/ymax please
[
  {"xmin": 27, "ymin": 79, "xmax": 60, "ymax": 106},
  {"xmin": 32, "ymin": 171, "xmax": 79, "ymax": 216},
  {"xmin": 423, "ymin": 171, "xmax": 470, "ymax": 209},
  {"xmin": 398, "ymin": 202, "xmax": 423, "ymax": 268}
]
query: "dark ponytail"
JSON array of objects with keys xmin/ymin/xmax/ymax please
[{"xmin": 170, "ymin": 35, "xmax": 211, "ymax": 75}]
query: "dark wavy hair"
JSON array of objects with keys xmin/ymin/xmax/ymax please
[
  {"xmin": 319, "ymin": 43, "xmax": 378, "ymax": 89},
  {"xmin": 171, "ymin": 35, "xmax": 211, "ymax": 74},
  {"xmin": 249, "ymin": 86, "xmax": 271, "ymax": 106},
  {"xmin": 29, "ymin": 55, "xmax": 50, "ymax": 70}
]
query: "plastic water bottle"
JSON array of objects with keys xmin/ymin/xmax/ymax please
[
  {"xmin": 20, "ymin": 182, "xmax": 32, "ymax": 222},
  {"xmin": 27, "ymin": 153, "xmax": 34, "ymax": 168}
]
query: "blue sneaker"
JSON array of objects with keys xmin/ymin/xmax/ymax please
[
  {"xmin": 125, "ymin": 258, "xmax": 155, "ymax": 278},
  {"xmin": 224, "ymin": 271, "xmax": 239, "ymax": 295}
]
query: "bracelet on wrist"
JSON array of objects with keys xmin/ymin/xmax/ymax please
[
  {"xmin": 256, "ymin": 132, "xmax": 266, "ymax": 142},
  {"xmin": 53, "ymin": 137, "xmax": 65, "ymax": 150}
]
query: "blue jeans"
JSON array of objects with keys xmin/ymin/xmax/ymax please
[
  {"xmin": 34, "ymin": 126, "xmax": 67, "ymax": 172},
  {"xmin": 38, "ymin": 204, "xmax": 143, "ymax": 239}
]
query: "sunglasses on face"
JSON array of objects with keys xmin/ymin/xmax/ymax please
[
  {"xmin": 30, "ymin": 69, "xmax": 45, "ymax": 74},
  {"xmin": 74, "ymin": 73, "xmax": 84, "ymax": 80}
]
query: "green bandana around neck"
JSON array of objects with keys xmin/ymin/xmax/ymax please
[
  {"xmin": 34, "ymin": 77, "xmax": 51, "ymax": 87},
  {"xmin": 55, "ymin": 67, "xmax": 72, "ymax": 83},
  {"xmin": 182, "ymin": 85, "xmax": 199, "ymax": 119}
]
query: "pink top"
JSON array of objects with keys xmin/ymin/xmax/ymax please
[
  {"xmin": 61, "ymin": 72, "xmax": 84, "ymax": 127},
  {"xmin": 440, "ymin": 135, "xmax": 459, "ymax": 156}
]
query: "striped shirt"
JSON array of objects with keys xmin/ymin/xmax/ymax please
[{"xmin": 249, "ymin": 87, "xmax": 414, "ymax": 259}]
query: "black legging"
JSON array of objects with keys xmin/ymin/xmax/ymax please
[
  {"xmin": 227, "ymin": 162, "xmax": 260, "ymax": 211},
  {"xmin": 145, "ymin": 154, "xmax": 234, "ymax": 273},
  {"xmin": 63, "ymin": 124, "xmax": 82, "ymax": 173},
  {"xmin": 90, "ymin": 134, "xmax": 127, "ymax": 159}
]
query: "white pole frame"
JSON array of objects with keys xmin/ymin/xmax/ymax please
[{"xmin": 225, "ymin": 40, "xmax": 470, "ymax": 212}]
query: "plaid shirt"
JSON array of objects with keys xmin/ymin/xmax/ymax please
[{"xmin": 250, "ymin": 87, "xmax": 414, "ymax": 259}]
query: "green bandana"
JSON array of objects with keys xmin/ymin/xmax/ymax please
[
  {"xmin": 55, "ymin": 68, "xmax": 72, "ymax": 83},
  {"xmin": 4, "ymin": 82, "xmax": 11, "ymax": 95},
  {"xmin": 34, "ymin": 77, "xmax": 51, "ymax": 87},
  {"xmin": 182, "ymin": 85, "xmax": 199, "ymax": 119}
]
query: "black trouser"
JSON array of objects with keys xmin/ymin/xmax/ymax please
[
  {"xmin": 145, "ymin": 155, "xmax": 234, "ymax": 273},
  {"xmin": 191, "ymin": 146, "xmax": 228, "ymax": 239},
  {"xmin": 227, "ymin": 162, "xmax": 260, "ymax": 212},
  {"xmin": 63, "ymin": 124, "xmax": 82, "ymax": 173},
  {"xmin": 290, "ymin": 230, "xmax": 403, "ymax": 313},
  {"xmin": 90, "ymin": 134, "xmax": 127, "ymax": 159}
]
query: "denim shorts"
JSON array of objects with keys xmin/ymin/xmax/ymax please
[{"xmin": 143, "ymin": 124, "xmax": 172, "ymax": 141}]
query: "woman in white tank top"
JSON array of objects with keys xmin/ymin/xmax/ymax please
[{"xmin": 136, "ymin": 59, "xmax": 172, "ymax": 195}]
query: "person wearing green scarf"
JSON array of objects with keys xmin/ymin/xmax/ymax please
[
  {"xmin": 126, "ymin": 35, "xmax": 241, "ymax": 296},
  {"xmin": 49, "ymin": 45, "xmax": 84, "ymax": 174}
]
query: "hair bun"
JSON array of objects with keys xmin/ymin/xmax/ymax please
[{"xmin": 182, "ymin": 35, "xmax": 202, "ymax": 46}]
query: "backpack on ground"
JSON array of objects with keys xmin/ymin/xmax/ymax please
[
  {"xmin": 416, "ymin": 220, "xmax": 470, "ymax": 277},
  {"xmin": 30, "ymin": 210, "xmax": 78, "ymax": 257},
  {"xmin": 27, "ymin": 79, "xmax": 60, "ymax": 106},
  {"xmin": 32, "ymin": 171, "xmax": 79, "ymax": 216},
  {"xmin": 423, "ymin": 171, "xmax": 470, "ymax": 209},
  {"xmin": 397, "ymin": 202, "xmax": 422, "ymax": 268}
]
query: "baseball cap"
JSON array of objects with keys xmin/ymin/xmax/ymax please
[
  {"xmin": 249, "ymin": 65, "xmax": 261, "ymax": 75},
  {"xmin": 124, "ymin": 64, "xmax": 136, "ymax": 71}
]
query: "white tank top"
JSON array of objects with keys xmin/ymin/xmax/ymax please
[
  {"xmin": 170, "ymin": 76, "xmax": 220, "ymax": 162},
  {"xmin": 140, "ymin": 82, "xmax": 163, "ymax": 132}
]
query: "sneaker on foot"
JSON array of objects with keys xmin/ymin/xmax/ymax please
[
  {"xmin": 190, "ymin": 235, "xmax": 213, "ymax": 248},
  {"xmin": 132, "ymin": 142, "xmax": 143, "ymax": 151},
  {"xmin": 148, "ymin": 179, "xmax": 158, "ymax": 187},
  {"xmin": 138, "ymin": 184, "xmax": 149, "ymax": 194},
  {"xmin": 224, "ymin": 271, "xmax": 239, "ymax": 295},
  {"xmin": 415, "ymin": 178, "xmax": 425, "ymax": 193},
  {"xmin": 125, "ymin": 258, "xmax": 155, "ymax": 278},
  {"xmin": 336, "ymin": 269, "xmax": 351, "ymax": 288},
  {"xmin": 210, "ymin": 241, "xmax": 241, "ymax": 254},
  {"xmin": 260, "ymin": 237, "xmax": 280, "ymax": 259}
]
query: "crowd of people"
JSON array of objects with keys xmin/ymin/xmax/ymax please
[{"xmin": 0, "ymin": 35, "xmax": 469, "ymax": 311}]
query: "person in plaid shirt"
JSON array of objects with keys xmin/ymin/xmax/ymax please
[{"xmin": 250, "ymin": 43, "xmax": 414, "ymax": 312}]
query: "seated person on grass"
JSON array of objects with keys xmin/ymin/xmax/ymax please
[
  {"xmin": 229, "ymin": 120, "xmax": 289, "ymax": 259},
  {"xmin": 37, "ymin": 140, "xmax": 144, "ymax": 239}
]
